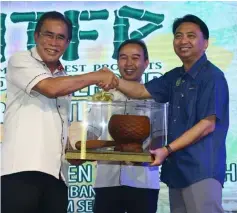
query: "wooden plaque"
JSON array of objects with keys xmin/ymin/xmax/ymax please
[{"xmin": 65, "ymin": 150, "xmax": 153, "ymax": 163}]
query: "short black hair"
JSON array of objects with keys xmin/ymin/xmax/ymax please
[
  {"xmin": 117, "ymin": 39, "xmax": 149, "ymax": 61},
  {"xmin": 172, "ymin": 14, "xmax": 209, "ymax": 39},
  {"xmin": 35, "ymin": 11, "xmax": 72, "ymax": 41}
]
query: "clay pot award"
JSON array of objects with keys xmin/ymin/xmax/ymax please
[{"xmin": 108, "ymin": 114, "xmax": 150, "ymax": 152}]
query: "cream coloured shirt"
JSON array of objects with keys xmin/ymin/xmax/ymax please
[{"xmin": 1, "ymin": 47, "xmax": 70, "ymax": 179}]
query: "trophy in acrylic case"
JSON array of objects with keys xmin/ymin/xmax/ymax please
[{"xmin": 66, "ymin": 95, "xmax": 168, "ymax": 163}]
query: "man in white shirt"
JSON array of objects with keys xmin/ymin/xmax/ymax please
[
  {"xmin": 93, "ymin": 39, "xmax": 160, "ymax": 213},
  {"xmin": 1, "ymin": 11, "xmax": 118, "ymax": 213}
]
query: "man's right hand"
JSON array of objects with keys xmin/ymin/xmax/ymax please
[{"xmin": 96, "ymin": 67, "xmax": 119, "ymax": 90}]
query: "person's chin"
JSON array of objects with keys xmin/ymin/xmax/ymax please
[
  {"xmin": 44, "ymin": 58, "xmax": 59, "ymax": 66},
  {"xmin": 178, "ymin": 53, "xmax": 192, "ymax": 60},
  {"xmin": 46, "ymin": 55, "xmax": 60, "ymax": 62}
]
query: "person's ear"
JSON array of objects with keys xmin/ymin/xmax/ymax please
[
  {"xmin": 65, "ymin": 39, "xmax": 70, "ymax": 48},
  {"xmin": 145, "ymin": 59, "xmax": 149, "ymax": 69},
  {"xmin": 34, "ymin": 32, "xmax": 39, "ymax": 45},
  {"xmin": 204, "ymin": 39, "xmax": 209, "ymax": 51}
]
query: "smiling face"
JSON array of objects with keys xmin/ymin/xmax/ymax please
[
  {"xmin": 34, "ymin": 19, "xmax": 69, "ymax": 72},
  {"xmin": 118, "ymin": 43, "xmax": 149, "ymax": 82},
  {"xmin": 173, "ymin": 22, "xmax": 208, "ymax": 65}
]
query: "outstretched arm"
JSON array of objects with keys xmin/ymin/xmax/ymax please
[
  {"xmin": 33, "ymin": 69, "xmax": 118, "ymax": 98},
  {"xmin": 150, "ymin": 115, "xmax": 216, "ymax": 166},
  {"xmin": 97, "ymin": 74, "xmax": 152, "ymax": 99},
  {"xmin": 116, "ymin": 78, "xmax": 152, "ymax": 99}
]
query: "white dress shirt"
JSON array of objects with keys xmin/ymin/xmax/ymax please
[
  {"xmin": 1, "ymin": 47, "xmax": 70, "ymax": 179},
  {"xmin": 94, "ymin": 89, "xmax": 160, "ymax": 189}
]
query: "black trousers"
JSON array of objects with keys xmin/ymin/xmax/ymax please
[
  {"xmin": 93, "ymin": 186, "xmax": 159, "ymax": 213},
  {"xmin": 1, "ymin": 171, "xmax": 68, "ymax": 213}
]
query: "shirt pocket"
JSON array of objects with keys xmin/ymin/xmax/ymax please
[
  {"xmin": 185, "ymin": 83, "xmax": 197, "ymax": 126},
  {"xmin": 171, "ymin": 84, "xmax": 183, "ymax": 119}
]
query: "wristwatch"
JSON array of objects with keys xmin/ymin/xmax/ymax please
[{"xmin": 165, "ymin": 144, "xmax": 173, "ymax": 155}]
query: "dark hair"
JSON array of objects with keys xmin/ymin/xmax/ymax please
[
  {"xmin": 117, "ymin": 39, "xmax": 149, "ymax": 61},
  {"xmin": 35, "ymin": 11, "xmax": 72, "ymax": 41},
  {"xmin": 172, "ymin": 14, "xmax": 209, "ymax": 39}
]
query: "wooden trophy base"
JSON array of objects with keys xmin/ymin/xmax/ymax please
[
  {"xmin": 66, "ymin": 140, "xmax": 153, "ymax": 163},
  {"xmin": 66, "ymin": 150, "xmax": 152, "ymax": 162}
]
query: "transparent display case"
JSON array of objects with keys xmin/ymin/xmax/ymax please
[{"xmin": 66, "ymin": 100, "xmax": 168, "ymax": 162}]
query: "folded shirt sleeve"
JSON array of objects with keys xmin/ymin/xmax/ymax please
[
  {"xmin": 197, "ymin": 72, "xmax": 229, "ymax": 121},
  {"xmin": 7, "ymin": 52, "xmax": 52, "ymax": 96}
]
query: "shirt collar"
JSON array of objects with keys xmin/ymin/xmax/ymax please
[
  {"xmin": 30, "ymin": 47, "xmax": 65, "ymax": 73},
  {"xmin": 180, "ymin": 54, "xmax": 208, "ymax": 79}
]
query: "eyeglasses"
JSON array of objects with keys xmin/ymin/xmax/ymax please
[{"xmin": 39, "ymin": 32, "xmax": 68, "ymax": 42}]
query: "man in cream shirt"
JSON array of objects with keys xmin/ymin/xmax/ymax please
[
  {"xmin": 1, "ymin": 11, "xmax": 118, "ymax": 213},
  {"xmin": 93, "ymin": 39, "xmax": 160, "ymax": 213}
]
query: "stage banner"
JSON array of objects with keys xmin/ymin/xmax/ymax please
[{"xmin": 1, "ymin": 1, "xmax": 237, "ymax": 212}]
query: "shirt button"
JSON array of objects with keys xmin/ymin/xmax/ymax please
[
  {"xmin": 63, "ymin": 137, "xmax": 65, "ymax": 140},
  {"xmin": 58, "ymin": 105, "xmax": 61, "ymax": 108},
  {"xmin": 182, "ymin": 80, "xmax": 185, "ymax": 83},
  {"xmin": 181, "ymin": 93, "xmax": 184, "ymax": 98},
  {"xmin": 177, "ymin": 106, "xmax": 180, "ymax": 109},
  {"xmin": 173, "ymin": 119, "xmax": 176, "ymax": 123}
]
